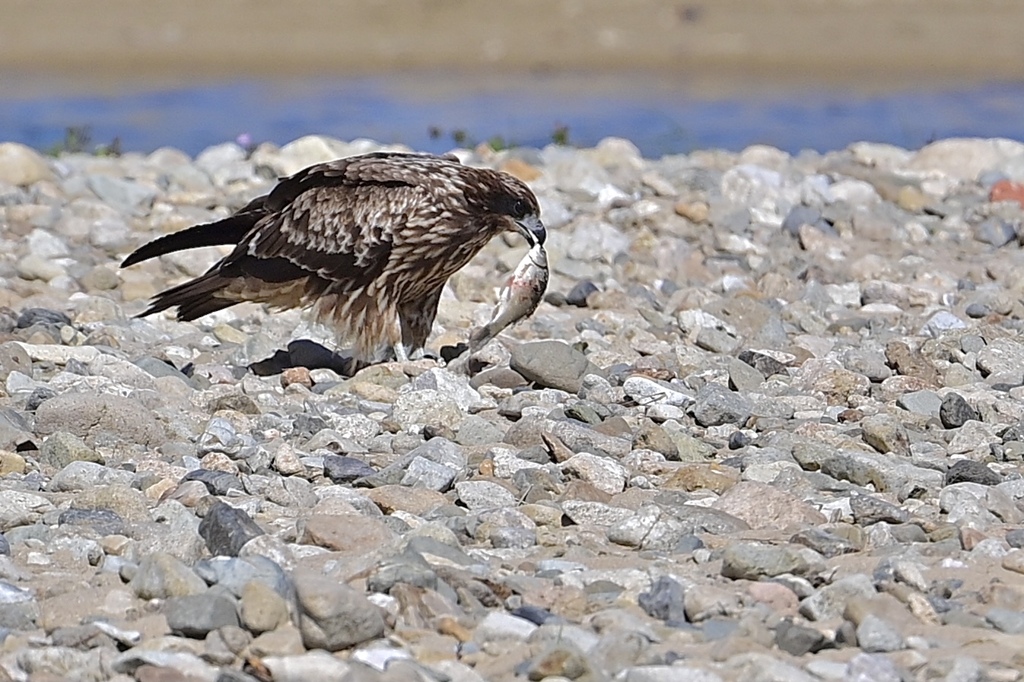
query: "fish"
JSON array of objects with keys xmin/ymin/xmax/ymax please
[{"xmin": 468, "ymin": 242, "xmax": 549, "ymax": 353}]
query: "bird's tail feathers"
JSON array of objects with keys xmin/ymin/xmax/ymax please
[{"xmin": 137, "ymin": 271, "xmax": 235, "ymax": 321}]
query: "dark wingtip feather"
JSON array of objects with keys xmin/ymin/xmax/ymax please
[{"xmin": 120, "ymin": 213, "xmax": 259, "ymax": 268}]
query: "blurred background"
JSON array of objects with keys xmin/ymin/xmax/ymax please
[{"xmin": 2, "ymin": 0, "xmax": 1024, "ymax": 157}]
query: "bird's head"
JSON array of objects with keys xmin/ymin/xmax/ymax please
[{"xmin": 475, "ymin": 171, "xmax": 547, "ymax": 247}]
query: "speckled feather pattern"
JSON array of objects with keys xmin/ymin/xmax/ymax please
[{"xmin": 128, "ymin": 151, "xmax": 541, "ymax": 360}]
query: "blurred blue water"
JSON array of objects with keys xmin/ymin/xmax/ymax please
[{"xmin": 3, "ymin": 73, "xmax": 1024, "ymax": 157}]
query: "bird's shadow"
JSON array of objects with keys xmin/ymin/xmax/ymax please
[
  {"xmin": 247, "ymin": 339, "xmax": 472, "ymax": 377},
  {"xmin": 248, "ymin": 339, "xmax": 362, "ymax": 377}
]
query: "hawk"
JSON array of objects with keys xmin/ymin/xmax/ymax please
[{"xmin": 120, "ymin": 151, "xmax": 546, "ymax": 362}]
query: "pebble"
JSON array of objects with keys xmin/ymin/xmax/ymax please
[
  {"xmin": 164, "ymin": 592, "xmax": 240, "ymax": 637},
  {"xmin": 0, "ymin": 134, "xmax": 1020, "ymax": 680},
  {"xmin": 293, "ymin": 572, "xmax": 386, "ymax": 651},
  {"xmin": 198, "ymin": 502, "xmax": 266, "ymax": 557}
]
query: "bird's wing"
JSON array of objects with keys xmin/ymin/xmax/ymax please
[{"xmin": 219, "ymin": 154, "xmax": 455, "ymax": 288}]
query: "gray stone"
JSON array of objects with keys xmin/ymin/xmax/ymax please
[
  {"xmin": 0, "ymin": 490, "xmax": 54, "ymax": 531},
  {"xmin": 392, "ymin": 389, "xmax": 463, "ymax": 429},
  {"xmin": 165, "ymin": 592, "xmax": 240, "ymax": 638},
  {"xmin": 411, "ymin": 367, "xmax": 490, "ymax": 412},
  {"xmin": 637, "ymin": 575, "xmax": 687, "ymax": 622},
  {"xmin": 130, "ymin": 552, "xmax": 207, "ymax": 600},
  {"xmin": 399, "ymin": 456, "xmax": 458, "ymax": 491},
  {"xmin": 547, "ymin": 418, "xmax": 632, "ymax": 457},
  {"xmin": 48, "ymin": 460, "xmax": 134, "ymax": 491},
  {"xmin": 849, "ymin": 494, "xmax": 910, "ymax": 525},
  {"xmin": 940, "ymin": 392, "xmax": 980, "ymax": 428},
  {"xmin": 693, "ymin": 383, "xmax": 751, "ymax": 427},
  {"xmin": 727, "ymin": 357, "xmax": 764, "ymax": 392},
  {"xmin": 774, "ymin": 620, "xmax": 829, "ymax": 656},
  {"xmin": 986, "ymin": 607, "xmax": 1024, "ymax": 634},
  {"xmin": 456, "ymin": 414, "xmax": 506, "ymax": 446},
  {"xmin": 455, "ymin": 480, "xmax": 516, "ymax": 510},
  {"xmin": 896, "ymin": 390, "xmax": 942, "ymax": 417},
  {"xmin": 843, "ymin": 348, "xmax": 891, "ymax": 383},
  {"xmin": 855, "ymin": 614, "xmax": 904, "ymax": 652},
  {"xmin": 843, "ymin": 651, "xmax": 901, "ymax": 679},
  {"xmin": 974, "ymin": 217, "xmax": 1017, "ymax": 246},
  {"xmin": 720, "ymin": 541, "xmax": 825, "ymax": 580},
  {"xmin": 87, "ymin": 174, "xmax": 157, "ymax": 214},
  {"xmin": 199, "ymin": 502, "xmax": 266, "ymax": 557},
  {"xmin": 510, "ymin": 340, "xmax": 592, "ymax": 393},
  {"xmin": 608, "ymin": 504, "xmax": 688, "ymax": 551},
  {"xmin": 945, "ymin": 459, "xmax": 1001, "ymax": 486},
  {"xmin": 860, "ymin": 414, "xmax": 909, "ymax": 455},
  {"xmin": 293, "ymin": 572, "xmax": 386, "ymax": 651},
  {"xmin": 799, "ymin": 574, "xmax": 877, "ymax": 621},
  {"xmin": 977, "ymin": 338, "xmax": 1024, "ymax": 377},
  {"xmin": 34, "ymin": 393, "xmax": 165, "ymax": 447},
  {"xmin": 39, "ymin": 431, "xmax": 103, "ymax": 468},
  {"xmin": 322, "ymin": 455, "xmax": 375, "ymax": 483}
]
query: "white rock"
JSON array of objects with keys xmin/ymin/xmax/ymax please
[
  {"xmin": 27, "ymin": 228, "xmax": 69, "ymax": 258},
  {"xmin": 454, "ymin": 480, "xmax": 516, "ymax": 511},
  {"xmin": 16, "ymin": 254, "xmax": 65, "ymax": 281},
  {"xmin": 623, "ymin": 376, "xmax": 692, "ymax": 407},
  {"xmin": 474, "ymin": 611, "xmax": 537, "ymax": 641},
  {"xmin": 0, "ymin": 142, "xmax": 53, "ymax": 185},
  {"xmin": 908, "ymin": 137, "xmax": 1024, "ymax": 181},
  {"xmin": 263, "ymin": 651, "xmax": 351, "ymax": 682},
  {"xmin": 560, "ymin": 452, "xmax": 627, "ymax": 494},
  {"xmin": 490, "ymin": 447, "xmax": 543, "ymax": 478}
]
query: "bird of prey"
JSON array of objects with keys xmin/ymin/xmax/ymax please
[{"xmin": 120, "ymin": 151, "xmax": 547, "ymax": 362}]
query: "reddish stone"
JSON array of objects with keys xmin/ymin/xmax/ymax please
[
  {"xmin": 280, "ymin": 366, "xmax": 313, "ymax": 389},
  {"xmin": 989, "ymin": 179, "xmax": 1024, "ymax": 207}
]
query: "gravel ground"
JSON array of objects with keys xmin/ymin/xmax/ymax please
[{"xmin": 2, "ymin": 135, "xmax": 1024, "ymax": 681}]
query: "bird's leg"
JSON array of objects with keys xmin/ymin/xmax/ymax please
[
  {"xmin": 392, "ymin": 343, "xmax": 410, "ymax": 363},
  {"xmin": 397, "ymin": 285, "xmax": 444, "ymax": 361}
]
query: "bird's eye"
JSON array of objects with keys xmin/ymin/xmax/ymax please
[{"xmin": 511, "ymin": 198, "xmax": 528, "ymax": 217}]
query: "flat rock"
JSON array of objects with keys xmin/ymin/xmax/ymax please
[
  {"xmin": 712, "ymin": 481, "xmax": 826, "ymax": 529},
  {"xmin": 721, "ymin": 542, "xmax": 825, "ymax": 580},
  {"xmin": 298, "ymin": 513, "xmax": 396, "ymax": 553},
  {"xmin": 510, "ymin": 340, "xmax": 592, "ymax": 393},
  {"xmin": 164, "ymin": 592, "xmax": 240, "ymax": 638},
  {"xmin": 34, "ymin": 393, "xmax": 165, "ymax": 447},
  {"xmin": 130, "ymin": 552, "xmax": 207, "ymax": 600},
  {"xmin": 293, "ymin": 571, "xmax": 386, "ymax": 651}
]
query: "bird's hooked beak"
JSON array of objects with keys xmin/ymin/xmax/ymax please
[{"xmin": 514, "ymin": 213, "xmax": 546, "ymax": 247}]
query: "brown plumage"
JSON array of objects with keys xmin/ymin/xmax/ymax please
[{"xmin": 121, "ymin": 151, "xmax": 546, "ymax": 361}]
